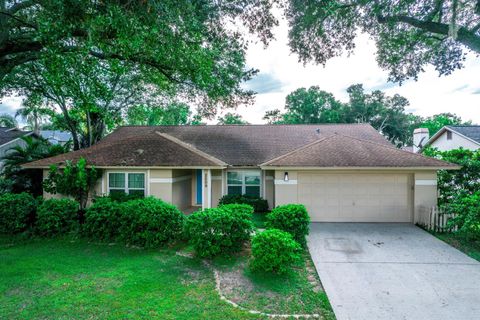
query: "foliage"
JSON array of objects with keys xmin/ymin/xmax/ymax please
[
  {"xmin": 35, "ymin": 198, "xmax": 79, "ymax": 237},
  {"xmin": 416, "ymin": 113, "xmax": 467, "ymax": 137},
  {"xmin": 118, "ymin": 197, "xmax": 184, "ymax": 248},
  {"xmin": 83, "ymin": 197, "xmax": 123, "ymax": 241},
  {"xmin": 0, "ymin": 192, "xmax": 36, "ymax": 234},
  {"xmin": 250, "ymin": 229, "xmax": 301, "ymax": 274},
  {"xmin": 1, "ymin": 1, "xmax": 279, "ymax": 149},
  {"xmin": 264, "ymin": 84, "xmax": 469, "ymax": 146},
  {"xmin": 266, "ymin": 204, "xmax": 310, "ymax": 247},
  {"xmin": 218, "ymin": 194, "xmax": 269, "ymax": 213},
  {"xmin": 1, "ymin": 135, "xmax": 68, "ymax": 195},
  {"xmin": 126, "ymin": 103, "xmax": 192, "ymax": 126},
  {"xmin": 43, "ymin": 158, "xmax": 100, "ymax": 210},
  {"xmin": 285, "ymin": 0, "xmax": 480, "ymax": 83},
  {"xmin": 446, "ymin": 192, "xmax": 480, "ymax": 240},
  {"xmin": 184, "ymin": 206, "xmax": 254, "ymax": 257},
  {"xmin": 0, "ymin": 113, "xmax": 17, "ymax": 128},
  {"xmin": 15, "ymin": 94, "xmax": 51, "ymax": 134},
  {"xmin": 217, "ymin": 112, "xmax": 248, "ymax": 125},
  {"xmin": 423, "ymin": 147, "xmax": 480, "ymax": 204},
  {"xmin": 104, "ymin": 191, "xmax": 144, "ymax": 203}
]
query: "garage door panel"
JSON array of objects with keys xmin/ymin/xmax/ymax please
[{"xmin": 298, "ymin": 173, "xmax": 412, "ymax": 223}]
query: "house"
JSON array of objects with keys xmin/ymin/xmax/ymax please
[
  {"xmin": 0, "ymin": 127, "xmax": 33, "ymax": 171},
  {"xmin": 39, "ymin": 130, "xmax": 72, "ymax": 146},
  {"xmin": 24, "ymin": 124, "xmax": 458, "ymax": 223},
  {"xmin": 413, "ymin": 125, "xmax": 480, "ymax": 153}
]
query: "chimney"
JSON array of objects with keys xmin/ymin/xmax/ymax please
[{"xmin": 413, "ymin": 128, "xmax": 429, "ymax": 153}]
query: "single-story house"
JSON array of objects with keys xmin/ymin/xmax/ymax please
[
  {"xmin": 24, "ymin": 124, "xmax": 458, "ymax": 223},
  {"xmin": 413, "ymin": 125, "xmax": 480, "ymax": 153}
]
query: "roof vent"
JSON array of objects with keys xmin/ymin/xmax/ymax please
[{"xmin": 315, "ymin": 128, "xmax": 320, "ymax": 134}]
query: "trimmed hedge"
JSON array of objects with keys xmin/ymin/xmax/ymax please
[
  {"xmin": 0, "ymin": 192, "xmax": 37, "ymax": 234},
  {"xmin": 218, "ymin": 194, "xmax": 268, "ymax": 213},
  {"xmin": 36, "ymin": 198, "xmax": 79, "ymax": 236},
  {"xmin": 118, "ymin": 197, "xmax": 184, "ymax": 247},
  {"xmin": 250, "ymin": 229, "xmax": 301, "ymax": 274},
  {"xmin": 83, "ymin": 197, "xmax": 122, "ymax": 241},
  {"xmin": 266, "ymin": 204, "xmax": 310, "ymax": 247},
  {"xmin": 105, "ymin": 192, "xmax": 144, "ymax": 203},
  {"xmin": 185, "ymin": 205, "xmax": 254, "ymax": 257}
]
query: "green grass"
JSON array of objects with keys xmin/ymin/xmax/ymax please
[
  {"xmin": 0, "ymin": 236, "xmax": 334, "ymax": 319},
  {"xmin": 434, "ymin": 233, "xmax": 480, "ymax": 262}
]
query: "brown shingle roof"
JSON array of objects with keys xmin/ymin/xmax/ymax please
[
  {"xmin": 261, "ymin": 134, "xmax": 457, "ymax": 168},
  {"xmin": 23, "ymin": 124, "xmax": 457, "ymax": 168}
]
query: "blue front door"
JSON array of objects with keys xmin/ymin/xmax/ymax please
[{"xmin": 196, "ymin": 169, "xmax": 202, "ymax": 204}]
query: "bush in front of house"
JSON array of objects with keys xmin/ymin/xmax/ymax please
[
  {"xmin": 250, "ymin": 228, "xmax": 301, "ymax": 274},
  {"xmin": 184, "ymin": 205, "xmax": 254, "ymax": 257},
  {"xmin": 83, "ymin": 197, "xmax": 123, "ymax": 241},
  {"xmin": 0, "ymin": 192, "xmax": 37, "ymax": 234},
  {"xmin": 446, "ymin": 191, "xmax": 480, "ymax": 240},
  {"xmin": 35, "ymin": 198, "xmax": 79, "ymax": 236},
  {"xmin": 218, "ymin": 194, "xmax": 269, "ymax": 213},
  {"xmin": 105, "ymin": 191, "xmax": 144, "ymax": 203},
  {"xmin": 118, "ymin": 197, "xmax": 184, "ymax": 247},
  {"xmin": 266, "ymin": 204, "xmax": 310, "ymax": 247}
]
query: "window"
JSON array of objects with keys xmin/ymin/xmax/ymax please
[
  {"xmin": 227, "ymin": 171, "xmax": 261, "ymax": 197},
  {"xmin": 108, "ymin": 172, "xmax": 145, "ymax": 196},
  {"xmin": 447, "ymin": 131, "xmax": 452, "ymax": 140}
]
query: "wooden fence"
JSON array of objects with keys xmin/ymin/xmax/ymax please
[{"xmin": 416, "ymin": 206, "xmax": 458, "ymax": 233}]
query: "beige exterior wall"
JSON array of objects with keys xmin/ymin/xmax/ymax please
[
  {"xmin": 211, "ymin": 169, "xmax": 223, "ymax": 207},
  {"xmin": 172, "ymin": 170, "xmax": 192, "ymax": 210},
  {"xmin": 149, "ymin": 169, "xmax": 173, "ymax": 203},
  {"xmin": 264, "ymin": 170, "xmax": 275, "ymax": 209},
  {"xmin": 274, "ymin": 170, "xmax": 299, "ymax": 205},
  {"xmin": 413, "ymin": 171, "xmax": 438, "ymax": 223},
  {"xmin": 431, "ymin": 131, "xmax": 479, "ymax": 151}
]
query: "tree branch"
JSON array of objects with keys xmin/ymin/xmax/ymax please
[
  {"xmin": 7, "ymin": 0, "xmax": 37, "ymax": 14},
  {"xmin": 377, "ymin": 14, "xmax": 480, "ymax": 53}
]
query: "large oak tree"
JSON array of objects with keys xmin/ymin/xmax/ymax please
[{"xmin": 285, "ymin": 0, "xmax": 480, "ymax": 82}]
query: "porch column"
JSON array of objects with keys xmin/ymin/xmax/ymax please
[{"xmin": 202, "ymin": 169, "xmax": 212, "ymax": 209}]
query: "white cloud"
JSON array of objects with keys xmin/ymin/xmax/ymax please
[{"xmin": 239, "ymin": 16, "xmax": 480, "ymax": 124}]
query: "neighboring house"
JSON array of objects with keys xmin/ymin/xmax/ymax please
[
  {"xmin": 39, "ymin": 130, "xmax": 72, "ymax": 146},
  {"xmin": 413, "ymin": 126, "xmax": 480, "ymax": 153},
  {"xmin": 0, "ymin": 127, "xmax": 33, "ymax": 171},
  {"xmin": 24, "ymin": 124, "xmax": 458, "ymax": 223}
]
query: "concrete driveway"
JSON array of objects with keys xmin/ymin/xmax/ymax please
[{"xmin": 308, "ymin": 223, "xmax": 480, "ymax": 320}]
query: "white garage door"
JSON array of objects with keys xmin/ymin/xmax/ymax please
[{"xmin": 298, "ymin": 172, "xmax": 412, "ymax": 222}]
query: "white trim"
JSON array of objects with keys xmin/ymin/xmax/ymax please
[
  {"xmin": 226, "ymin": 169, "xmax": 262, "ymax": 197},
  {"xmin": 221, "ymin": 170, "xmax": 226, "ymax": 196},
  {"xmin": 101, "ymin": 174, "xmax": 105, "ymax": 195},
  {"xmin": 424, "ymin": 126, "xmax": 480, "ymax": 150},
  {"xmin": 262, "ymin": 170, "xmax": 266, "ymax": 198},
  {"xmin": 202, "ymin": 169, "xmax": 206, "ymax": 210},
  {"xmin": 146, "ymin": 169, "xmax": 151, "ymax": 196},
  {"xmin": 207, "ymin": 169, "xmax": 212, "ymax": 208},
  {"xmin": 274, "ymin": 179, "xmax": 298, "ymax": 185},
  {"xmin": 415, "ymin": 179, "xmax": 437, "ymax": 186},
  {"xmin": 149, "ymin": 175, "xmax": 191, "ymax": 183},
  {"xmin": 107, "ymin": 171, "xmax": 146, "ymax": 195},
  {"xmin": 261, "ymin": 166, "xmax": 460, "ymax": 171}
]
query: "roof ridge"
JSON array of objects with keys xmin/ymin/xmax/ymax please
[
  {"xmin": 117, "ymin": 123, "xmax": 372, "ymax": 128},
  {"xmin": 335, "ymin": 133, "xmax": 456, "ymax": 166},
  {"xmin": 155, "ymin": 131, "xmax": 227, "ymax": 166},
  {"xmin": 260, "ymin": 135, "xmax": 337, "ymax": 166}
]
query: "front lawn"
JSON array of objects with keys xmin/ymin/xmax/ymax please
[
  {"xmin": 0, "ymin": 236, "xmax": 334, "ymax": 319},
  {"xmin": 434, "ymin": 233, "xmax": 480, "ymax": 262}
]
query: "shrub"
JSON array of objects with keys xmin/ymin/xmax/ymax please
[
  {"xmin": 118, "ymin": 197, "xmax": 184, "ymax": 247},
  {"xmin": 184, "ymin": 206, "xmax": 254, "ymax": 257},
  {"xmin": 266, "ymin": 204, "xmax": 310, "ymax": 247},
  {"xmin": 218, "ymin": 194, "xmax": 269, "ymax": 213},
  {"xmin": 250, "ymin": 229, "xmax": 301, "ymax": 274},
  {"xmin": 446, "ymin": 191, "xmax": 480, "ymax": 240},
  {"xmin": 36, "ymin": 198, "xmax": 79, "ymax": 236},
  {"xmin": 0, "ymin": 192, "xmax": 37, "ymax": 234},
  {"xmin": 105, "ymin": 191, "xmax": 144, "ymax": 203},
  {"xmin": 83, "ymin": 197, "xmax": 122, "ymax": 241}
]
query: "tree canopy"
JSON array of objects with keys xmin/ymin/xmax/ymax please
[
  {"xmin": 126, "ymin": 103, "xmax": 192, "ymax": 126},
  {"xmin": 217, "ymin": 112, "xmax": 248, "ymax": 125},
  {"xmin": 285, "ymin": 0, "xmax": 480, "ymax": 82},
  {"xmin": 263, "ymin": 84, "xmax": 470, "ymax": 146}
]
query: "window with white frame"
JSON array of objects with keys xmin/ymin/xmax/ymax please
[
  {"xmin": 227, "ymin": 171, "xmax": 261, "ymax": 197},
  {"xmin": 108, "ymin": 172, "xmax": 145, "ymax": 197}
]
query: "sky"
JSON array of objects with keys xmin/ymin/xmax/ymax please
[
  {"xmin": 235, "ymin": 17, "xmax": 480, "ymax": 125},
  {"xmin": 1, "ymin": 16, "xmax": 480, "ymax": 126}
]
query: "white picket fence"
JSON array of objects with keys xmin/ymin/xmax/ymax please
[{"xmin": 416, "ymin": 206, "xmax": 458, "ymax": 233}]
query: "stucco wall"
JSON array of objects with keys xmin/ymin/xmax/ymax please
[
  {"xmin": 274, "ymin": 170, "xmax": 299, "ymax": 206},
  {"xmin": 149, "ymin": 169, "xmax": 173, "ymax": 203},
  {"xmin": 431, "ymin": 131, "xmax": 479, "ymax": 151},
  {"xmin": 413, "ymin": 171, "xmax": 438, "ymax": 223},
  {"xmin": 265, "ymin": 170, "xmax": 275, "ymax": 209},
  {"xmin": 211, "ymin": 169, "xmax": 223, "ymax": 207},
  {"xmin": 171, "ymin": 169, "xmax": 192, "ymax": 210}
]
